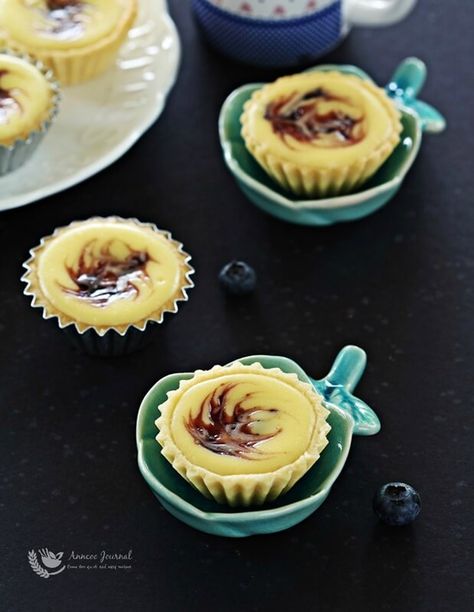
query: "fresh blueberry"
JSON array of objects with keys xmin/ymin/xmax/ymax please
[
  {"xmin": 219, "ymin": 261, "xmax": 256, "ymax": 296},
  {"xmin": 373, "ymin": 482, "xmax": 421, "ymax": 526}
]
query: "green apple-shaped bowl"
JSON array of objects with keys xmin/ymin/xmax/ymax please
[
  {"xmin": 218, "ymin": 58, "xmax": 446, "ymax": 226},
  {"xmin": 136, "ymin": 345, "xmax": 380, "ymax": 537}
]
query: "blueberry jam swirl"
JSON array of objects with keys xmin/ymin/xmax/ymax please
[
  {"xmin": 185, "ymin": 383, "xmax": 281, "ymax": 458},
  {"xmin": 42, "ymin": 0, "xmax": 86, "ymax": 40},
  {"xmin": 61, "ymin": 239, "xmax": 153, "ymax": 307},
  {"xmin": 0, "ymin": 70, "xmax": 22, "ymax": 125},
  {"xmin": 264, "ymin": 88, "xmax": 364, "ymax": 147}
]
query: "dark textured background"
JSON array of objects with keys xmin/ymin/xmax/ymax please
[{"xmin": 1, "ymin": 1, "xmax": 472, "ymax": 610}]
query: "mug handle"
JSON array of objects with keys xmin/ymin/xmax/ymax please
[{"xmin": 346, "ymin": 0, "xmax": 417, "ymax": 27}]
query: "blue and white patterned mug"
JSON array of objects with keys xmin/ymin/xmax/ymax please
[{"xmin": 192, "ymin": 0, "xmax": 417, "ymax": 67}]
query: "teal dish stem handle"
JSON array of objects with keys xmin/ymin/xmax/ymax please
[
  {"xmin": 311, "ymin": 345, "xmax": 381, "ymax": 436},
  {"xmin": 385, "ymin": 57, "xmax": 446, "ymax": 134}
]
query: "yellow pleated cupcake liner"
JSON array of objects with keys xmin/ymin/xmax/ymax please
[
  {"xmin": 0, "ymin": 0, "xmax": 137, "ymax": 86},
  {"xmin": 156, "ymin": 362, "xmax": 331, "ymax": 507},
  {"xmin": 241, "ymin": 73, "xmax": 402, "ymax": 198}
]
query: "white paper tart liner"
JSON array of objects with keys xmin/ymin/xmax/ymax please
[
  {"xmin": 21, "ymin": 217, "xmax": 195, "ymax": 357},
  {"xmin": 156, "ymin": 362, "xmax": 331, "ymax": 507},
  {"xmin": 241, "ymin": 73, "xmax": 402, "ymax": 198},
  {"xmin": 0, "ymin": 48, "xmax": 61, "ymax": 176}
]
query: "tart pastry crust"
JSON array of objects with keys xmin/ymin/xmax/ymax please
[
  {"xmin": 241, "ymin": 71, "xmax": 402, "ymax": 198},
  {"xmin": 156, "ymin": 362, "xmax": 331, "ymax": 507}
]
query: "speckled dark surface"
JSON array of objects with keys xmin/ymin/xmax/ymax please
[{"xmin": 1, "ymin": 1, "xmax": 472, "ymax": 610}]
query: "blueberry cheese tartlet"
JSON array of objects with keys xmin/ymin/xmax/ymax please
[
  {"xmin": 22, "ymin": 217, "xmax": 194, "ymax": 355},
  {"xmin": 241, "ymin": 70, "xmax": 402, "ymax": 198},
  {"xmin": 0, "ymin": 0, "xmax": 137, "ymax": 85},
  {"xmin": 156, "ymin": 362, "xmax": 330, "ymax": 507},
  {"xmin": 0, "ymin": 49, "xmax": 59, "ymax": 175}
]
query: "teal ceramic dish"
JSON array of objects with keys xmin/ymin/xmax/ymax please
[
  {"xmin": 137, "ymin": 345, "xmax": 380, "ymax": 537},
  {"xmin": 218, "ymin": 58, "xmax": 446, "ymax": 226}
]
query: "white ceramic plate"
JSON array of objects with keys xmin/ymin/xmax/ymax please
[{"xmin": 0, "ymin": 0, "xmax": 180, "ymax": 212}]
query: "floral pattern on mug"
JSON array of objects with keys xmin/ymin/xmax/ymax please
[{"xmin": 210, "ymin": 0, "xmax": 338, "ymax": 19}]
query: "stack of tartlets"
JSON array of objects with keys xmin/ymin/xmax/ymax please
[{"xmin": 22, "ymin": 217, "xmax": 194, "ymax": 355}]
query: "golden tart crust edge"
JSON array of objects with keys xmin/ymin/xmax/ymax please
[
  {"xmin": 21, "ymin": 217, "xmax": 194, "ymax": 336},
  {"xmin": 241, "ymin": 72, "xmax": 402, "ymax": 198},
  {"xmin": 0, "ymin": 0, "xmax": 138, "ymax": 86},
  {"xmin": 156, "ymin": 362, "xmax": 331, "ymax": 507}
]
